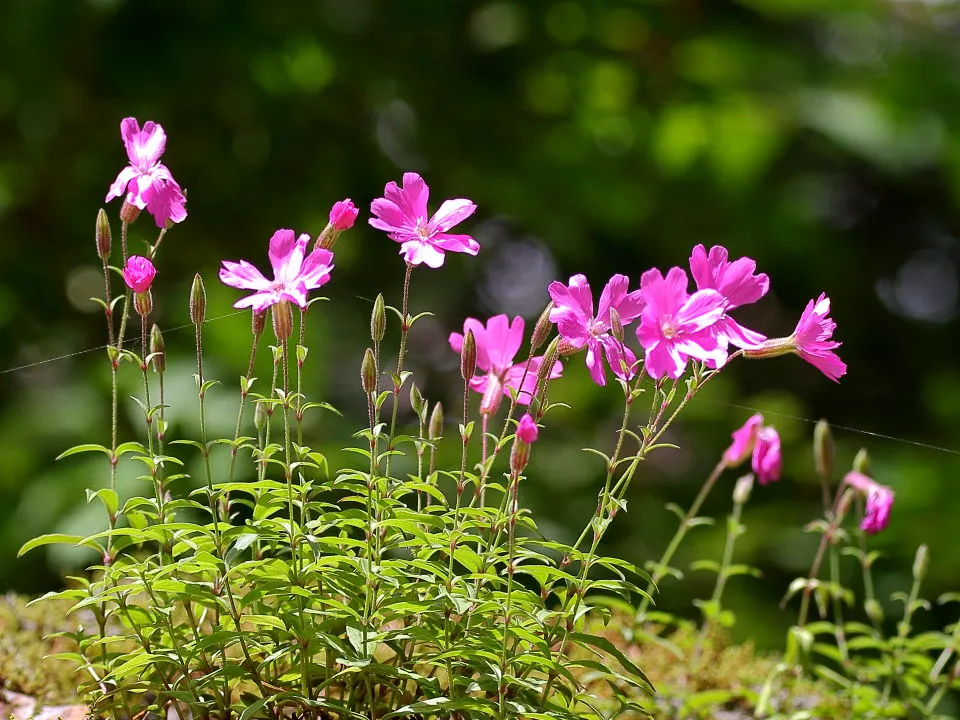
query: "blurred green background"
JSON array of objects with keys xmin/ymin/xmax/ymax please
[{"xmin": 2, "ymin": 0, "xmax": 960, "ymax": 651}]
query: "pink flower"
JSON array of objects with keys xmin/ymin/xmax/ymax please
[
  {"xmin": 547, "ymin": 274, "xmax": 644, "ymax": 386},
  {"xmin": 793, "ymin": 294, "xmax": 847, "ymax": 382},
  {"xmin": 219, "ymin": 229, "xmax": 334, "ymax": 312},
  {"xmin": 122, "ymin": 256, "xmax": 156, "ymax": 293},
  {"xmin": 844, "ymin": 471, "xmax": 894, "ymax": 534},
  {"xmin": 516, "ymin": 413, "xmax": 539, "ymax": 444},
  {"xmin": 635, "ymin": 267, "xmax": 727, "ymax": 379},
  {"xmin": 449, "ymin": 315, "xmax": 562, "ymax": 415},
  {"xmin": 753, "ymin": 426, "xmax": 781, "ymax": 485},
  {"xmin": 329, "ymin": 198, "xmax": 359, "ymax": 231},
  {"xmin": 724, "ymin": 413, "xmax": 764, "ymax": 465},
  {"xmin": 105, "ymin": 118, "xmax": 187, "ymax": 228},
  {"xmin": 723, "ymin": 413, "xmax": 781, "ymax": 484},
  {"xmin": 370, "ymin": 172, "xmax": 478, "ymax": 268},
  {"xmin": 689, "ymin": 244, "xmax": 768, "ymax": 349}
]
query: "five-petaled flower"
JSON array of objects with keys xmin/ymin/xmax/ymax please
[
  {"xmin": 548, "ymin": 274, "xmax": 644, "ymax": 386},
  {"xmin": 689, "ymin": 244, "xmax": 768, "ymax": 350},
  {"xmin": 105, "ymin": 118, "xmax": 187, "ymax": 228},
  {"xmin": 219, "ymin": 229, "xmax": 334, "ymax": 312},
  {"xmin": 122, "ymin": 256, "xmax": 157, "ymax": 294},
  {"xmin": 844, "ymin": 471, "xmax": 894, "ymax": 534},
  {"xmin": 793, "ymin": 294, "xmax": 847, "ymax": 382},
  {"xmin": 723, "ymin": 413, "xmax": 781, "ymax": 485},
  {"xmin": 635, "ymin": 267, "xmax": 727, "ymax": 379},
  {"xmin": 370, "ymin": 172, "xmax": 478, "ymax": 268},
  {"xmin": 449, "ymin": 315, "xmax": 562, "ymax": 415}
]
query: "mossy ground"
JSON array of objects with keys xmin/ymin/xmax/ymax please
[
  {"xmin": 0, "ymin": 594, "xmax": 846, "ymax": 718},
  {"xmin": 0, "ymin": 593, "xmax": 83, "ymax": 705}
]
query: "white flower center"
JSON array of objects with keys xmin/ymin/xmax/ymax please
[
  {"xmin": 587, "ymin": 318, "xmax": 606, "ymax": 338},
  {"xmin": 661, "ymin": 316, "xmax": 677, "ymax": 339}
]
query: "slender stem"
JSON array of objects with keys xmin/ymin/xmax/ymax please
[
  {"xmin": 797, "ymin": 490, "xmax": 852, "ymax": 628},
  {"xmin": 499, "ymin": 470, "xmax": 520, "ymax": 720},
  {"xmin": 384, "ymin": 263, "xmax": 414, "ymax": 479},
  {"xmin": 638, "ymin": 458, "xmax": 726, "ymax": 616},
  {"xmin": 690, "ymin": 485, "xmax": 749, "ymax": 665}
]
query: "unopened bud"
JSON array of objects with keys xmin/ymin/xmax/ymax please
[
  {"xmin": 509, "ymin": 414, "xmax": 539, "ymax": 475},
  {"xmin": 150, "ymin": 324, "xmax": 166, "ymax": 374},
  {"xmin": 534, "ymin": 336, "xmax": 561, "ymax": 394},
  {"xmin": 853, "ymin": 448, "xmax": 870, "ymax": 476},
  {"xmin": 371, "ymin": 294, "xmax": 386, "ymax": 344},
  {"xmin": 252, "ymin": 310, "xmax": 266, "ymax": 337},
  {"xmin": 271, "ymin": 301, "xmax": 293, "ymax": 342},
  {"xmin": 189, "ymin": 274, "xmax": 206, "ymax": 325},
  {"xmin": 361, "ymin": 348, "xmax": 377, "ymax": 394},
  {"xmin": 460, "ymin": 329, "xmax": 476, "ymax": 381},
  {"xmin": 96, "ymin": 208, "xmax": 112, "ymax": 260},
  {"xmin": 814, "ymin": 419, "xmax": 834, "ymax": 479},
  {"xmin": 410, "ymin": 382, "xmax": 425, "ymax": 417},
  {"xmin": 864, "ymin": 598, "xmax": 884, "ymax": 624},
  {"xmin": 134, "ymin": 289, "xmax": 153, "ymax": 317},
  {"xmin": 429, "ymin": 402, "xmax": 444, "ymax": 441},
  {"xmin": 530, "ymin": 302, "xmax": 554, "ymax": 352},
  {"xmin": 120, "ymin": 200, "xmax": 140, "ymax": 225},
  {"xmin": 609, "ymin": 307, "xmax": 624, "ymax": 344},
  {"xmin": 913, "ymin": 544, "xmax": 929, "ymax": 583},
  {"xmin": 733, "ymin": 473, "xmax": 754, "ymax": 505},
  {"xmin": 254, "ymin": 401, "xmax": 268, "ymax": 433}
]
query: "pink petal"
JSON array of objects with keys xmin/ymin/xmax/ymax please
[
  {"xmin": 401, "ymin": 239, "xmax": 445, "ymax": 268},
  {"xmin": 677, "ymin": 289, "xmax": 726, "ymax": 333},
  {"xmin": 106, "ymin": 166, "xmax": 138, "ymax": 203},
  {"xmin": 724, "ymin": 414, "xmax": 763, "ymax": 466},
  {"xmin": 268, "ymin": 230, "xmax": 299, "ymax": 279},
  {"xmin": 369, "ymin": 198, "xmax": 410, "ymax": 234},
  {"xmin": 430, "ymin": 198, "xmax": 477, "ymax": 232},
  {"xmin": 233, "ymin": 290, "xmax": 277, "ymax": 312},
  {"xmin": 462, "ymin": 317, "xmax": 492, "ymax": 371},
  {"xmin": 597, "ymin": 274, "xmax": 644, "ymax": 326},
  {"xmin": 298, "ymin": 248, "xmax": 335, "ymax": 291},
  {"xmin": 219, "ymin": 260, "xmax": 270, "ymax": 291},
  {"xmin": 430, "ymin": 232, "xmax": 480, "ymax": 255}
]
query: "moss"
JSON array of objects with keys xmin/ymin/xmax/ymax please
[{"xmin": 0, "ymin": 593, "xmax": 83, "ymax": 705}]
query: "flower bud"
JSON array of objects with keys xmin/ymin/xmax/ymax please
[
  {"xmin": 96, "ymin": 208, "xmax": 112, "ymax": 261},
  {"xmin": 534, "ymin": 336, "xmax": 561, "ymax": 395},
  {"xmin": 410, "ymin": 382, "xmax": 425, "ymax": 417},
  {"xmin": 134, "ymin": 290, "xmax": 153, "ymax": 317},
  {"xmin": 913, "ymin": 544, "xmax": 929, "ymax": 583},
  {"xmin": 813, "ymin": 419, "xmax": 834, "ymax": 479},
  {"xmin": 120, "ymin": 200, "xmax": 140, "ymax": 225},
  {"xmin": 271, "ymin": 300, "xmax": 294, "ymax": 342},
  {"xmin": 254, "ymin": 400, "xmax": 268, "ymax": 433},
  {"xmin": 252, "ymin": 309, "xmax": 267, "ymax": 337},
  {"xmin": 853, "ymin": 448, "xmax": 870, "ymax": 476},
  {"xmin": 530, "ymin": 302, "xmax": 554, "ymax": 352},
  {"xmin": 150, "ymin": 324, "xmax": 166, "ymax": 374},
  {"xmin": 733, "ymin": 473, "xmax": 754, "ymax": 505},
  {"xmin": 509, "ymin": 413, "xmax": 539, "ymax": 475},
  {"xmin": 371, "ymin": 294, "xmax": 386, "ymax": 344},
  {"xmin": 460, "ymin": 329, "xmax": 476, "ymax": 381},
  {"xmin": 557, "ymin": 338, "xmax": 580, "ymax": 356},
  {"xmin": 429, "ymin": 402, "xmax": 443, "ymax": 441},
  {"xmin": 189, "ymin": 273, "xmax": 206, "ymax": 326},
  {"xmin": 329, "ymin": 198, "xmax": 358, "ymax": 231},
  {"xmin": 609, "ymin": 306, "xmax": 624, "ymax": 344},
  {"xmin": 361, "ymin": 348, "xmax": 377, "ymax": 394},
  {"xmin": 743, "ymin": 336, "xmax": 795, "ymax": 360}
]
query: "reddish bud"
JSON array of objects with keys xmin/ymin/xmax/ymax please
[
  {"xmin": 252, "ymin": 309, "xmax": 267, "ymax": 337},
  {"xmin": 123, "ymin": 256, "xmax": 156, "ymax": 293},
  {"xmin": 460, "ymin": 329, "xmax": 477, "ymax": 381},
  {"xmin": 530, "ymin": 302, "xmax": 554, "ymax": 352},
  {"xmin": 361, "ymin": 348, "xmax": 377, "ymax": 394},
  {"xmin": 96, "ymin": 208, "xmax": 112, "ymax": 261},
  {"xmin": 120, "ymin": 200, "xmax": 140, "ymax": 224}
]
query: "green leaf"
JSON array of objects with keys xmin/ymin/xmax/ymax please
[
  {"xmin": 19, "ymin": 533, "xmax": 102, "ymax": 557},
  {"xmin": 85, "ymin": 487, "xmax": 119, "ymax": 516},
  {"xmin": 56, "ymin": 444, "xmax": 111, "ymax": 460}
]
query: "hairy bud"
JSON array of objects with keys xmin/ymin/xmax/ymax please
[
  {"xmin": 254, "ymin": 400, "xmax": 268, "ymax": 433},
  {"xmin": 189, "ymin": 274, "xmax": 206, "ymax": 325},
  {"xmin": 913, "ymin": 544, "xmax": 929, "ymax": 583},
  {"xmin": 460, "ymin": 329, "xmax": 476, "ymax": 381},
  {"xmin": 361, "ymin": 348, "xmax": 377, "ymax": 394},
  {"xmin": 608, "ymin": 307, "xmax": 624, "ymax": 344},
  {"xmin": 371, "ymin": 294, "xmax": 386, "ymax": 344},
  {"xmin": 96, "ymin": 208, "xmax": 112, "ymax": 261},
  {"xmin": 429, "ymin": 402, "xmax": 443, "ymax": 441},
  {"xmin": 150, "ymin": 324, "xmax": 166, "ymax": 374},
  {"xmin": 410, "ymin": 382, "xmax": 425, "ymax": 418},
  {"xmin": 530, "ymin": 302, "xmax": 554, "ymax": 352}
]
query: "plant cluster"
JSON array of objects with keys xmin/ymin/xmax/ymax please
[{"xmin": 20, "ymin": 118, "xmax": 960, "ymax": 720}]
